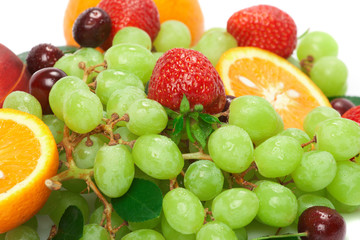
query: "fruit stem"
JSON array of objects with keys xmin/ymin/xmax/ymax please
[
  {"xmin": 301, "ymin": 136, "xmax": 316, "ymax": 148},
  {"xmin": 182, "ymin": 151, "xmax": 212, "ymax": 161}
]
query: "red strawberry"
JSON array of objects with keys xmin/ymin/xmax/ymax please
[
  {"xmin": 97, "ymin": 0, "xmax": 160, "ymax": 50},
  {"xmin": 342, "ymin": 106, "xmax": 360, "ymax": 125},
  {"xmin": 227, "ymin": 5, "xmax": 297, "ymax": 58},
  {"xmin": 148, "ymin": 48, "xmax": 226, "ymax": 114}
]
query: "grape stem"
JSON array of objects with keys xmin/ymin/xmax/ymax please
[
  {"xmin": 300, "ymin": 55, "xmax": 314, "ymax": 74},
  {"xmin": 182, "ymin": 151, "xmax": 212, "ymax": 161},
  {"xmin": 301, "ymin": 136, "xmax": 316, "ymax": 148},
  {"xmin": 78, "ymin": 61, "xmax": 107, "ymax": 83}
]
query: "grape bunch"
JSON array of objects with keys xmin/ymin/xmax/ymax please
[{"xmin": 2, "ymin": 3, "xmax": 358, "ymax": 240}]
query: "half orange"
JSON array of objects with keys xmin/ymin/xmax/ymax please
[
  {"xmin": 0, "ymin": 109, "xmax": 59, "ymax": 233},
  {"xmin": 216, "ymin": 47, "xmax": 331, "ymax": 129}
]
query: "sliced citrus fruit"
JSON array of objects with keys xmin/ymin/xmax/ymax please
[
  {"xmin": 216, "ymin": 47, "xmax": 331, "ymax": 129},
  {"xmin": 0, "ymin": 108, "xmax": 58, "ymax": 233}
]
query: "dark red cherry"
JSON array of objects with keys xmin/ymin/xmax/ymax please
[
  {"xmin": 73, "ymin": 7, "xmax": 111, "ymax": 48},
  {"xmin": 219, "ymin": 95, "xmax": 236, "ymax": 122},
  {"xmin": 26, "ymin": 43, "xmax": 64, "ymax": 74},
  {"xmin": 29, "ymin": 67, "xmax": 67, "ymax": 114},
  {"xmin": 330, "ymin": 98, "xmax": 355, "ymax": 116},
  {"xmin": 298, "ymin": 206, "xmax": 346, "ymax": 240}
]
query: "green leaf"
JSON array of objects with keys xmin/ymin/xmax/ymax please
[
  {"xmin": 328, "ymin": 96, "xmax": 360, "ymax": 106},
  {"xmin": 52, "ymin": 205, "xmax": 84, "ymax": 240},
  {"xmin": 164, "ymin": 107, "xmax": 180, "ymax": 119},
  {"xmin": 188, "ymin": 111, "xmax": 199, "ymax": 120},
  {"xmin": 112, "ymin": 178, "xmax": 163, "ymax": 223},
  {"xmin": 173, "ymin": 115, "xmax": 184, "ymax": 135},
  {"xmin": 253, "ymin": 232, "xmax": 307, "ymax": 240},
  {"xmin": 199, "ymin": 113, "xmax": 221, "ymax": 124},
  {"xmin": 17, "ymin": 45, "xmax": 78, "ymax": 63},
  {"xmin": 186, "ymin": 117, "xmax": 196, "ymax": 143},
  {"xmin": 180, "ymin": 94, "xmax": 190, "ymax": 114},
  {"xmin": 190, "ymin": 122, "xmax": 207, "ymax": 148},
  {"xmin": 199, "ymin": 118, "xmax": 215, "ymax": 139},
  {"xmin": 194, "ymin": 104, "xmax": 204, "ymax": 112}
]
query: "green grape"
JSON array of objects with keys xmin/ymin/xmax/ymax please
[
  {"xmin": 106, "ymin": 86, "xmax": 147, "ymax": 127},
  {"xmin": 161, "ymin": 213, "xmax": 196, "ymax": 240},
  {"xmin": 233, "ymin": 228, "xmax": 248, "ymax": 240},
  {"xmin": 296, "ymin": 31, "xmax": 338, "ymax": 62},
  {"xmin": 255, "ymin": 135, "xmax": 303, "ymax": 178},
  {"xmin": 63, "ymin": 89, "xmax": 103, "ymax": 134},
  {"xmin": 153, "ymin": 20, "xmax": 191, "ymax": 52},
  {"xmin": 89, "ymin": 206, "xmax": 130, "ymax": 239},
  {"xmin": 310, "ymin": 56, "xmax": 348, "ymax": 97},
  {"xmin": 228, "ymin": 95, "xmax": 284, "ymax": 145},
  {"xmin": 80, "ymin": 224, "xmax": 111, "ymax": 240},
  {"xmin": 327, "ymin": 161, "xmax": 360, "ymax": 206},
  {"xmin": 113, "ymin": 27, "xmax": 152, "ymax": 50},
  {"xmin": 48, "ymin": 75, "xmax": 90, "ymax": 121},
  {"xmin": 212, "ymin": 188, "xmax": 259, "ymax": 229},
  {"xmin": 94, "ymin": 144, "xmax": 134, "ymax": 198},
  {"xmin": 3, "ymin": 91, "xmax": 42, "ymax": 119},
  {"xmin": 287, "ymin": 56, "xmax": 301, "ymax": 69},
  {"xmin": 73, "ymin": 134, "xmax": 106, "ymax": 169},
  {"xmin": 315, "ymin": 118, "xmax": 360, "ymax": 161},
  {"xmin": 292, "ymin": 150, "xmax": 337, "ymax": 192},
  {"xmin": 277, "ymin": 128, "xmax": 311, "ymax": 152},
  {"xmin": 326, "ymin": 190, "xmax": 360, "ymax": 213},
  {"xmin": 193, "ymin": 28, "xmax": 237, "ymax": 66},
  {"xmin": 163, "ymin": 188, "xmax": 204, "ymax": 234},
  {"xmin": 296, "ymin": 194, "xmax": 334, "ymax": 223},
  {"xmin": 104, "ymin": 43, "xmax": 156, "ymax": 84},
  {"xmin": 303, "ymin": 106, "xmax": 340, "ymax": 138},
  {"xmin": 196, "ymin": 221, "xmax": 237, "ymax": 240},
  {"xmin": 132, "ymin": 134, "xmax": 184, "ymax": 179},
  {"xmin": 184, "ymin": 160, "xmax": 224, "ymax": 201},
  {"xmin": 4, "ymin": 225, "xmax": 39, "ymax": 240},
  {"xmin": 95, "ymin": 69, "xmax": 144, "ymax": 105},
  {"xmin": 128, "ymin": 216, "xmax": 161, "ymax": 231},
  {"xmin": 254, "ymin": 180, "xmax": 298, "ymax": 227},
  {"xmin": 114, "ymin": 127, "xmax": 139, "ymax": 142},
  {"xmin": 122, "ymin": 229, "xmax": 165, "ymax": 240},
  {"xmin": 126, "ymin": 98, "xmax": 168, "ymax": 136},
  {"xmin": 55, "ymin": 48, "xmax": 104, "ymax": 83},
  {"xmin": 40, "ymin": 190, "xmax": 89, "ymax": 225},
  {"xmin": 42, "ymin": 114, "xmax": 64, "ymax": 144},
  {"xmin": 208, "ymin": 125, "xmax": 254, "ymax": 173}
]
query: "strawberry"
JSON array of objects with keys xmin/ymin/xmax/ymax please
[
  {"xmin": 227, "ymin": 5, "xmax": 297, "ymax": 59},
  {"xmin": 342, "ymin": 106, "xmax": 360, "ymax": 125},
  {"xmin": 148, "ymin": 48, "xmax": 226, "ymax": 114},
  {"xmin": 97, "ymin": 0, "xmax": 160, "ymax": 50}
]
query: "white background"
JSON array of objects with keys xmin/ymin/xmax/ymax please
[{"xmin": 1, "ymin": 0, "xmax": 360, "ymax": 239}]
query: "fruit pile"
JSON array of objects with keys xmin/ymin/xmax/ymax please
[{"xmin": 1, "ymin": 1, "xmax": 359, "ymax": 240}]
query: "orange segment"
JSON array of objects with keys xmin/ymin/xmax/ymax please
[
  {"xmin": 0, "ymin": 109, "xmax": 58, "ymax": 233},
  {"xmin": 216, "ymin": 47, "xmax": 331, "ymax": 129}
]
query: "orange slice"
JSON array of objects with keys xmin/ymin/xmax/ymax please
[
  {"xmin": 216, "ymin": 47, "xmax": 331, "ymax": 129},
  {"xmin": 0, "ymin": 109, "xmax": 58, "ymax": 233}
]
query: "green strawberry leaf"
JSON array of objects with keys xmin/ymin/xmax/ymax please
[
  {"xmin": 52, "ymin": 205, "xmax": 83, "ymax": 240},
  {"xmin": 194, "ymin": 104, "xmax": 204, "ymax": 112},
  {"xmin": 188, "ymin": 111, "xmax": 199, "ymax": 120},
  {"xmin": 173, "ymin": 115, "xmax": 184, "ymax": 135},
  {"xmin": 186, "ymin": 117, "xmax": 196, "ymax": 143},
  {"xmin": 180, "ymin": 94, "xmax": 190, "ymax": 114},
  {"xmin": 164, "ymin": 107, "xmax": 180, "ymax": 119},
  {"xmin": 199, "ymin": 113, "xmax": 221, "ymax": 124},
  {"xmin": 199, "ymin": 118, "xmax": 215, "ymax": 139},
  {"xmin": 112, "ymin": 178, "xmax": 163, "ymax": 223},
  {"xmin": 190, "ymin": 122, "xmax": 207, "ymax": 148},
  {"xmin": 328, "ymin": 96, "xmax": 360, "ymax": 106},
  {"xmin": 253, "ymin": 232, "xmax": 307, "ymax": 240}
]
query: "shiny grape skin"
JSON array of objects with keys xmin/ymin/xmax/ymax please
[
  {"xmin": 26, "ymin": 43, "xmax": 64, "ymax": 74},
  {"xmin": 73, "ymin": 7, "xmax": 111, "ymax": 48},
  {"xmin": 330, "ymin": 98, "xmax": 355, "ymax": 115},
  {"xmin": 219, "ymin": 95, "xmax": 236, "ymax": 122},
  {"xmin": 298, "ymin": 206, "xmax": 346, "ymax": 240},
  {"xmin": 29, "ymin": 67, "xmax": 67, "ymax": 114}
]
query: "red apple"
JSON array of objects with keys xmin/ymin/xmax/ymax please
[{"xmin": 0, "ymin": 43, "xmax": 31, "ymax": 107}]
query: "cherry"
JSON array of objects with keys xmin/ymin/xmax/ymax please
[
  {"xmin": 298, "ymin": 206, "xmax": 346, "ymax": 240},
  {"xmin": 330, "ymin": 98, "xmax": 355, "ymax": 116},
  {"xmin": 73, "ymin": 7, "xmax": 111, "ymax": 48},
  {"xmin": 26, "ymin": 43, "xmax": 64, "ymax": 74},
  {"xmin": 219, "ymin": 95, "xmax": 236, "ymax": 122},
  {"xmin": 29, "ymin": 67, "xmax": 67, "ymax": 114}
]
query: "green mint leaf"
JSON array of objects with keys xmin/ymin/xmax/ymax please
[
  {"xmin": 112, "ymin": 178, "xmax": 163, "ymax": 223},
  {"xmin": 190, "ymin": 122, "xmax": 207, "ymax": 148},
  {"xmin": 186, "ymin": 117, "xmax": 196, "ymax": 143},
  {"xmin": 173, "ymin": 115, "xmax": 184, "ymax": 135},
  {"xmin": 328, "ymin": 96, "xmax": 360, "ymax": 106},
  {"xmin": 164, "ymin": 107, "xmax": 180, "ymax": 119},
  {"xmin": 253, "ymin": 232, "xmax": 307, "ymax": 240},
  {"xmin": 188, "ymin": 111, "xmax": 199, "ymax": 120},
  {"xmin": 199, "ymin": 113, "xmax": 221, "ymax": 124},
  {"xmin": 194, "ymin": 104, "xmax": 204, "ymax": 112},
  {"xmin": 199, "ymin": 118, "xmax": 215, "ymax": 139},
  {"xmin": 52, "ymin": 206, "xmax": 84, "ymax": 240},
  {"xmin": 180, "ymin": 94, "xmax": 190, "ymax": 114}
]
